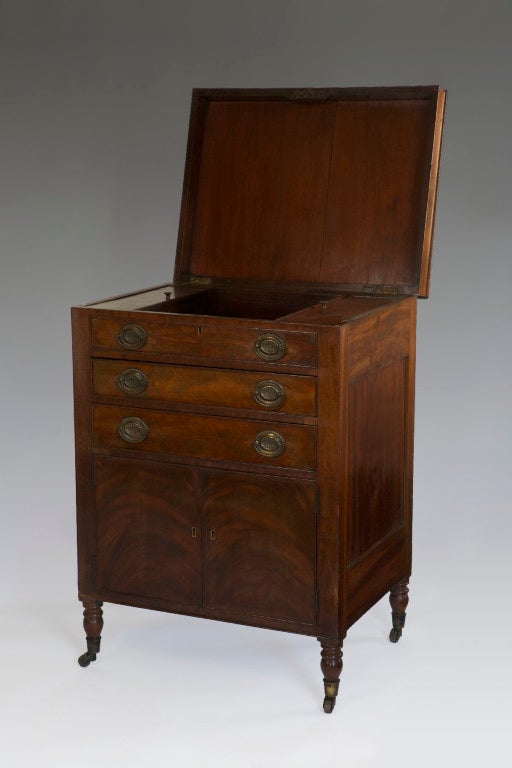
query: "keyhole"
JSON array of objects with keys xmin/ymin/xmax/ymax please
[{"xmin": 209, "ymin": 529, "xmax": 216, "ymax": 541}]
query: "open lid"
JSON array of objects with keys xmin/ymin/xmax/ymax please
[{"xmin": 175, "ymin": 86, "xmax": 445, "ymax": 297}]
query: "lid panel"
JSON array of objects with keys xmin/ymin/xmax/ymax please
[
  {"xmin": 321, "ymin": 99, "xmax": 434, "ymax": 290},
  {"xmin": 190, "ymin": 101, "xmax": 335, "ymax": 282},
  {"xmin": 175, "ymin": 87, "xmax": 445, "ymax": 296}
]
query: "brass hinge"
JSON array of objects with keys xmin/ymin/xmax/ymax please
[
  {"xmin": 375, "ymin": 285, "xmax": 402, "ymax": 296},
  {"xmin": 189, "ymin": 276, "xmax": 212, "ymax": 285}
]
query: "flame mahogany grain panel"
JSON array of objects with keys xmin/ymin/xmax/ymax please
[
  {"xmin": 202, "ymin": 472, "xmax": 317, "ymax": 625},
  {"xmin": 94, "ymin": 457, "xmax": 202, "ymax": 606}
]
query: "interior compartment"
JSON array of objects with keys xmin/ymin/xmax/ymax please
[{"xmin": 139, "ymin": 288, "xmax": 333, "ymax": 320}]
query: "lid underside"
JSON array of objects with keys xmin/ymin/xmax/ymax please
[{"xmin": 175, "ymin": 87, "xmax": 445, "ymax": 297}]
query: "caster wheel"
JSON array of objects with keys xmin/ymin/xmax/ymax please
[
  {"xmin": 323, "ymin": 696, "xmax": 336, "ymax": 714},
  {"xmin": 389, "ymin": 628, "xmax": 402, "ymax": 643},
  {"xmin": 78, "ymin": 651, "xmax": 96, "ymax": 667}
]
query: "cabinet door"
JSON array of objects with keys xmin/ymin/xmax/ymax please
[
  {"xmin": 202, "ymin": 473, "xmax": 317, "ymax": 626},
  {"xmin": 93, "ymin": 457, "xmax": 201, "ymax": 607}
]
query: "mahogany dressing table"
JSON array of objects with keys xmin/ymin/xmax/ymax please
[{"xmin": 72, "ymin": 86, "xmax": 445, "ymax": 712}]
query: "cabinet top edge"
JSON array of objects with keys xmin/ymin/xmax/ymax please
[{"xmin": 191, "ymin": 85, "xmax": 444, "ymax": 102}]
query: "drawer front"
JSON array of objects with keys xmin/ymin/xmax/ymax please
[
  {"xmin": 93, "ymin": 405, "xmax": 316, "ymax": 471},
  {"xmin": 92, "ymin": 359, "xmax": 317, "ymax": 416},
  {"xmin": 90, "ymin": 317, "xmax": 317, "ymax": 368}
]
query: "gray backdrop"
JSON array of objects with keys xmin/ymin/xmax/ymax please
[{"xmin": 1, "ymin": 1, "xmax": 510, "ymax": 766}]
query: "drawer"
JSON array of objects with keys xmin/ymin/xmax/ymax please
[
  {"xmin": 90, "ymin": 316, "xmax": 317, "ymax": 368},
  {"xmin": 92, "ymin": 359, "xmax": 317, "ymax": 416},
  {"xmin": 93, "ymin": 405, "xmax": 316, "ymax": 471}
]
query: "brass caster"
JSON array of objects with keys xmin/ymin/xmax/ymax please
[
  {"xmin": 322, "ymin": 680, "xmax": 339, "ymax": 713},
  {"xmin": 78, "ymin": 651, "xmax": 97, "ymax": 667},
  {"xmin": 389, "ymin": 627, "xmax": 402, "ymax": 643}
]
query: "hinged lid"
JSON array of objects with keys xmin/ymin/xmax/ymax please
[{"xmin": 175, "ymin": 86, "xmax": 445, "ymax": 298}]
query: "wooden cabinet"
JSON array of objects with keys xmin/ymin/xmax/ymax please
[{"xmin": 72, "ymin": 86, "xmax": 445, "ymax": 712}]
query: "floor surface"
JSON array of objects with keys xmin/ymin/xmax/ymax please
[{"xmin": 2, "ymin": 500, "xmax": 509, "ymax": 768}]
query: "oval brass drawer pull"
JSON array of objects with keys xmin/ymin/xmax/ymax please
[
  {"xmin": 116, "ymin": 323, "xmax": 148, "ymax": 350},
  {"xmin": 254, "ymin": 430, "xmax": 286, "ymax": 458},
  {"xmin": 253, "ymin": 379, "xmax": 285, "ymax": 408},
  {"xmin": 254, "ymin": 332, "xmax": 286, "ymax": 361},
  {"xmin": 118, "ymin": 368, "xmax": 148, "ymax": 395},
  {"xmin": 118, "ymin": 417, "xmax": 148, "ymax": 443}
]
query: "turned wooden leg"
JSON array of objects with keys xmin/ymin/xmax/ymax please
[
  {"xmin": 319, "ymin": 640, "xmax": 343, "ymax": 714},
  {"xmin": 78, "ymin": 597, "xmax": 103, "ymax": 667},
  {"xmin": 389, "ymin": 578, "xmax": 409, "ymax": 643}
]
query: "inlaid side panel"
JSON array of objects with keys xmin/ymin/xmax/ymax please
[
  {"xmin": 347, "ymin": 358, "xmax": 408, "ymax": 566},
  {"xmin": 94, "ymin": 457, "xmax": 202, "ymax": 606},
  {"xmin": 202, "ymin": 473, "xmax": 317, "ymax": 625}
]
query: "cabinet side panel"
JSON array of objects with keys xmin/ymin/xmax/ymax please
[
  {"xmin": 316, "ymin": 326, "xmax": 345, "ymax": 641},
  {"xmin": 347, "ymin": 358, "xmax": 408, "ymax": 565},
  {"xmin": 345, "ymin": 298, "xmax": 416, "ymax": 625},
  {"xmin": 346, "ymin": 529, "xmax": 409, "ymax": 627},
  {"xmin": 72, "ymin": 308, "xmax": 95, "ymax": 594},
  {"xmin": 346, "ymin": 300, "xmax": 411, "ymax": 379}
]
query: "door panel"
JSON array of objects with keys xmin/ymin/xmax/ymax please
[
  {"xmin": 202, "ymin": 473, "xmax": 317, "ymax": 625},
  {"xmin": 94, "ymin": 457, "xmax": 201, "ymax": 607}
]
